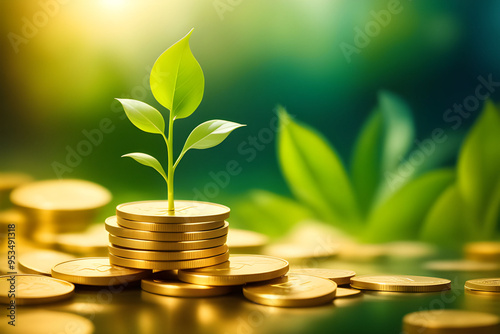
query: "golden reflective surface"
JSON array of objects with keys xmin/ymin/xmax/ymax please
[
  {"xmin": 465, "ymin": 278, "xmax": 500, "ymax": 292},
  {"xmin": 109, "ymin": 251, "xmax": 230, "ymax": 270},
  {"xmin": 117, "ymin": 216, "xmax": 225, "ymax": 232},
  {"xmin": 18, "ymin": 249, "xmax": 75, "ymax": 275},
  {"xmin": 351, "ymin": 275, "xmax": 451, "ymax": 292},
  {"xmin": 289, "ymin": 268, "xmax": 355, "ymax": 285},
  {"xmin": 0, "ymin": 274, "xmax": 74, "ymax": 305},
  {"xmin": 403, "ymin": 310, "xmax": 500, "ymax": 333},
  {"xmin": 108, "ymin": 244, "xmax": 228, "ymax": 261}
]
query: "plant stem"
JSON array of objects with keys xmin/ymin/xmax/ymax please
[{"xmin": 167, "ymin": 115, "xmax": 175, "ymax": 212}]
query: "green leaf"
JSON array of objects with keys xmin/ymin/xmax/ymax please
[
  {"xmin": 182, "ymin": 119, "xmax": 245, "ymax": 153},
  {"xmin": 363, "ymin": 169, "xmax": 455, "ymax": 242},
  {"xmin": 122, "ymin": 153, "xmax": 167, "ymax": 183},
  {"xmin": 277, "ymin": 106, "xmax": 360, "ymax": 228},
  {"xmin": 457, "ymin": 101, "xmax": 500, "ymax": 227},
  {"xmin": 116, "ymin": 98, "xmax": 165, "ymax": 134},
  {"xmin": 150, "ymin": 28, "xmax": 204, "ymax": 119}
]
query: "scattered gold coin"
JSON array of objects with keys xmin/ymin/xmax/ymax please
[
  {"xmin": 0, "ymin": 274, "xmax": 74, "ymax": 305},
  {"xmin": 0, "ymin": 310, "xmax": 94, "ymax": 334},
  {"xmin": 105, "ymin": 216, "xmax": 228, "ymax": 241},
  {"xmin": 465, "ymin": 241, "xmax": 500, "ymax": 262},
  {"xmin": 108, "ymin": 244, "xmax": 228, "ymax": 261},
  {"xmin": 56, "ymin": 224, "xmax": 109, "ymax": 256},
  {"xmin": 243, "ymin": 273, "xmax": 337, "ymax": 307},
  {"xmin": 403, "ymin": 309, "xmax": 500, "ymax": 334},
  {"xmin": 18, "ymin": 250, "xmax": 75, "ymax": 275},
  {"xmin": 51, "ymin": 257, "xmax": 150, "ymax": 286},
  {"xmin": 350, "ymin": 275, "xmax": 451, "ymax": 292},
  {"xmin": 141, "ymin": 278, "xmax": 234, "ymax": 297},
  {"xmin": 109, "ymin": 234, "xmax": 227, "ymax": 251},
  {"xmin": 116, "ymin": 200, "xmax": 230, "ymax": 223},
  {"xmin": 290, "ymin": 268, "xmax": 355, "ymax": 285},
  {"xmin": 178, "ymin": 254, "xmax": 289, "ymax": 286},
  {"xmin": 335, "ymin": 287, "xmax": 362, "ymax": 298},
  {"xmin": 465, "ymin": 278, "xmax": 500, "ymax": 292},
  {"xmin": 424, "ymin": 260, "xmax": 500, "ymax": 272},
  {"xmin": 117, "ymin": 216, "xmax": 225, "ymax": 232},
  {"xmin": 109, "ymin": 251, "xmax": 229, "ymax": 270}
]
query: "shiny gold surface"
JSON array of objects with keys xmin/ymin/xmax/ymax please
[
  {"xmin": 117, "ymin": 216, "xmax": 225, "ymax": 232},
  {"xmin": 109, "ymin": 251, "xmax": 230, "ymax": 270},
  {"xmin": 141, "ymin": 278, "xmax": 234, "ymax": 297},
  {"xmin": 0, "ymin": 274, "xmax": 74, "ymax": 305},
  {"xmin": 116, "ymin": 200, "xmax": 230, "ymax": 223},
  {"xmin": 178, "ymin": 254, "xmax": 289, "ymax": 286},
  {"xmin": 465, "ymin": 278, "xmax": 500, "ymax": 292},
  {"xmin": 105, "ymin": 216, "xmax": 228, "ymax": 241},
  {"xmin": 56, "ymin": 224, "xmax": 109, "ymax": 256},
  {"xmin": 51, "ymin": 257, "xmax": 150, "ymax": 286},
  {"xmin": 335, "ymin": 287, "xmax": 362, "ymax": 298},
  {"xmin": 351, "ymin": 275, "xmax": 451, "ymax": 292},
  {"xmin": 243, "ymin": 273, "xmax": 337, "ymax": 307},
  {"xmin": 403, "ymin": 310, "xmax": 500, "ymax": 334},
  {"xmin": 18, "ymin": 249, "xmax": 75, "ymax": 275},
  {"xmin": 290, "ymin": 268, "xmax": 355, "ymax": 285},
  {"xmin": 109, "ymin": 244, "xmax": 228, "ymax": 261},
  {"xmin": 0, "ymin": 310, "xmax": 95, "ymax": 334},
  {"xmin": 109, "ymin": 234, "xmax": 227, "ymax": 251}
]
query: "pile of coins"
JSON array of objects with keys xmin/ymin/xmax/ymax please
[{"xmin": 105, "ymin": 200, "xmax": 231, "ymax": 270}]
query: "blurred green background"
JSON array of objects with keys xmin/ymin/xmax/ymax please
[{"xmin": 1, "ymin": 0, "xmax": 500, "ymax": 243}]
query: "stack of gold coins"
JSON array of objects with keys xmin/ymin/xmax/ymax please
[
  {"xmin": 106, "ymin": 200, "xmax": 231, "ymax": 270},
  {"xmin": 10, "ymin": 179, "xmax": 111, "ymax": 245}
]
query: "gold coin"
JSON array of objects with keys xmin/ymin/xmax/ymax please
[
  {"xmin": 290, "ymin": 268, "xmax": 355, "ymax": 285},
  {"xmin": 141, "ymin": 278, "xmax": 233, "ymax": 297},
  {"xmin": 116, "ymin": 200, "xmax": 230, "ymax": 223},
  {"xmin": 109, "ymin": 244, "xmax": 228, "ymax": 261},
  {"xmin": 56, "ymin": 224, "xmax": 109, "ymax": 256},
  {"xmin": 117, "ymin": 216, "xmax": 225, "ymax": 232},
  {"xmin": 178, "ymin": 254, "xmax": 289, "ymax": 286},
  {"xmin": 350, "ymin": 275, "xmax": 451, "ymax": 292},
  {"xmin": 0, "ymin": 274, "xmax": 74, "ymax": 305},
  {"xmin": 18, "ymin": 250, "xmax": 75, "ymax": 275},
  {"xmin": 109, "ymin": 251, "xmax": 230, "ymax": 270},
  {"xmin": 335, "ymin": 287, "xmax": 361, "ymax": 298},
  {"xmin": 51, "ymin": 257, "xmax": 150, "ymax": 286},
  {"xmin": 424, "ymin": 260, "xmax": 500, "ymax": 272},
  {"xmin": 465, "ymin": 287, "xmax": 500, "ymax": 297},
  {"xmin": 243, "ymin": 273, "xmax": 337, "ymax": 307},
  {"xmin": 105, "ymin": 216, "xmax": 228, "ymax": 241},
  {"xmin": 403, "ymin": 309, "xmax": 500, "ymax": 334},
  {"xmin": 109, "ymin": 234, "xmax": 227, "ymax": 251},
  {"xmin": 11, "ymin": 179, "xmax": 111, "ymax": 211},
  {"xmin": 0, "ymin": 310, "xmax": 94, "ymax": 334},
  {"xmin": 465, "ymin": 278, "xmax": 500, "ymax": 292},
  {"xmin": 465, "ymin": 241, "xmax": 500, "ymax": 262},
  {"xmin": 226, "ymin": 228, "xmax": 268, "ymax": 250}
]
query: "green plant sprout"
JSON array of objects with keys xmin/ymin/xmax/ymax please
[{"xmin": 116, "ymin": 29, "xmax": 245, "ymax": 212}]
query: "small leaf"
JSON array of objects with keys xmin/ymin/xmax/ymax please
[
  {"xmin": 277, "ymin": 106, "xmax": 361, "ymax": 229},
  {"xmin": 122, "ymin": 153, "xmax": 167, "ymax": 183},
  {"xmin": 363, "ymin": 169, "xmax": 455, "ymax": 242},
  {"xmin": 150, "ymin": 29, "xmax": 204, "ymax": 119},
  {"xmin": 116, "ymin": 98, "xmax": 165, "ymax": 134},
  {"xmin": 181, "ymin": 120, "xmax": 245, "ymax": 155}
]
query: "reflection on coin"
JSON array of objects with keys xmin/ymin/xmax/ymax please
[
  {"xmin": 51, "ymin": 257, "xmax": 150, "ymax": 286},
  {"xmin": 109, "ymin": 252, "xmax": 230, "ymax": 270},
  {"xmin": 109, "ymin": 244, "xmax": 228, "ymax": 261},
  {"xmin": 117, "ymin": 216, "xmax": 225, "ymax": 232},
  {"xmin": 243, "ymin": 273, "xmax": 337, "ymax": 307},
  {"xmin": 105, "ymin": 216, "xmax": 228, "ymax": 241},
  {"xmin": 178, "ymin": 254, "xmax": 289, "ymax": 286},
  {"xmin": 142, "ymin": 278, "xmax": 233, "ymax": 297},
  {"xmin": 290, "ymin": 268, "xmax": 355, "ymax": 285},
  {"xmin": 11, "ymin": 179, "xmax": 111, "ymax": 211},
  {"xmin": 227, "ymin": 229, "xmax": 268, "ymax": 251},
  {"xmin": 0, "ymin": 274, "xmax": 74, "ymax": 305},
  {"xmin": 109, "ymin": 234, "xmax": 227, "ymax": 251},
  {"xmin": 424, "ymin": 260, "xmax": 500, "ymax": 272},
  {"xmin": 116, "ymin": 200, "xmax": 230, "ymax": 223},
  {"xmin": 465, "ymin": 242, "xmax": 500, "ymax": 262},
  {"xmin": 350, "ymin": 275, "xmax": 451, "ymax": 292},
  {"xmin": 465, "ymin": 278, "xmax": 500, "ymax": 292},
  {"xmin": 335, "ymin": 287, "xmax": 361, "ymax": 298},
  {"xmin": 18, "ymin": 250, "xmax": 75, "ymax": 275},
  {"xmin": 403, "ymin": 309, "xmax": 500, "ymax": 334},
  {"xmin": 56, "ymin": 224, "xmax": 109, "ymax": 256},
  {"xmin": 0, "ymin": 310, "xmax": 94, "ymax": 334}
]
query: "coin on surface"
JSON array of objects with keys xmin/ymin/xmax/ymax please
[
  {"xmin": 290, "ymin": 268, "xmax": 355, "ymax": 285},
  {"xmin": 424, "ymin": 260, "xmax": 500, "ymax": 272},
  {"xmin": 243, "ymin": 273, "xmax": 337, "ymax": 307},
  {"xmin": 0, "ymin": 310, "xmax": 94, "ymax": 334},
  {"xmin": 109, "ymin": 244, "xmax": 228, "ymax": 261},
  {"xmin": 56, "ymin": 224, "xmax": 109, "ymax": 256},
  {"xmin": 335, "ymin": 287, "xmax": 361, "ymax": 298},
  {"xmin": 465, "ymin": 278, "xmax": 500, "ymax": 292},
  {"xmin": 350, "ymin": 275, "xmax": 451, "ymax": 292},
  {"xmin": 18, "ymin": 250, "xmax": 75, "ymax": 275},
  {"xmin": 178, "ymin": 254, "xmax": 289, "ymax": 286},
  {"xmin": 465, "ymin": 241, "xmax": 500, "ymax": 262},
  {"xmin": 0, "ymin": 274, "xmax": 74, "ymax": 305},
  {"xmin": 109, "ymin": 251, "xmax": 230, "ymax": 270},
  {"xmin": 141, "ymin": 278, "xmax": 233, "ymax": 297},
  {"xmin": 11, "ymin": 179, "xmax": 111, "ymax": 211},
  {"xmin": 226, "ymin": 228, "xmax": 269, "ymax": 251},
  {"xmin": 403, "ymin": 309, "xmax": 500, "ymax": 334},
  {"xmin": 117, "ymin": 216, "xmax": 225, "ymax": 232},
  {"xmin": 51, "ymin": 257, "xmax": 150, "ymax": 286},
  {"xmin": 109, "ymin": 234, "xmax": 227, "ymax": 251},
  {"xmin": 116, "ymin": 200, "xmax": 230, "ymax": 223},
  {"xmin": 105, "ymin": 216, "xmax": 228, "ymax": 241}
]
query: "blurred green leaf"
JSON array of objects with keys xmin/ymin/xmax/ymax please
[
  {"xmin": 116, "ymin": 98, "xmax": 165, "ymax": 134},
  {"xmin": 277, "ymin": 107, "xmax": 360, "ymax": 228},
  {"xmin": 363, "ymin": 169, "xmax": 454, "ymax": 242},
  {"xmin": 122, "ymin": 153, "xmax": 167, "ymax": 183},
  {"xmin": 150, "ymin": 28, "xmax": 204, "ymax": 119},
  {"xmin": 457, "ymin": 101, "xmax": 500, "ymax": 228}
]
